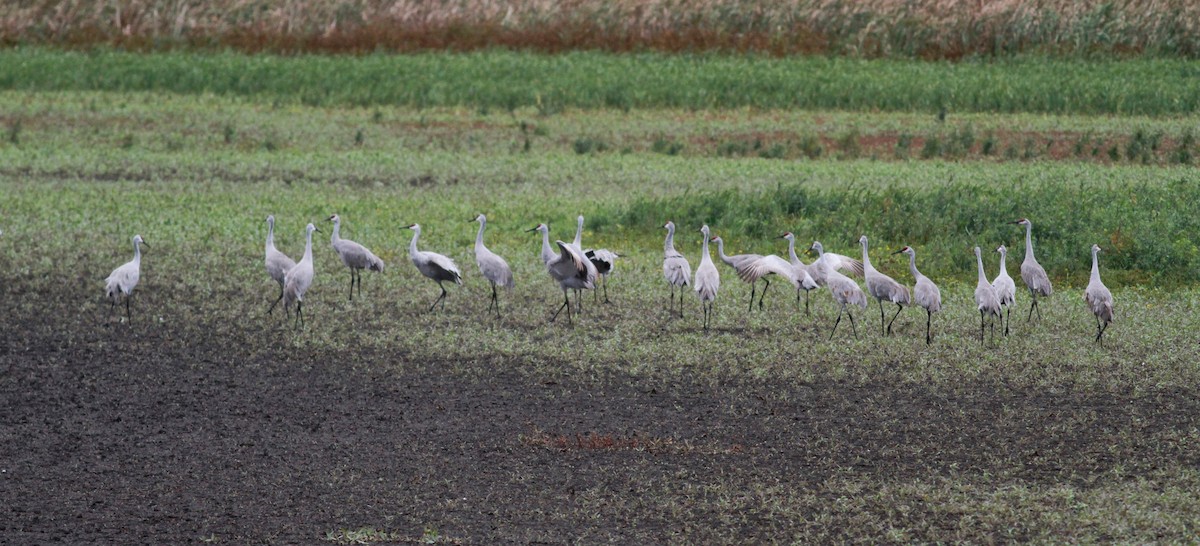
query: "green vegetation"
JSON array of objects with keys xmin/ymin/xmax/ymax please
[
  {"xmin": 3, "ymin": 86, "xmax": 1198, "ymax": 542},
  {"xmin": 4, "ymin": 49, "xmax": 1200, "ymax": 115}
]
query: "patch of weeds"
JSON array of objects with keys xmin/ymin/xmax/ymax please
[
  {"xmin": 1073, "ymin": 134, "xmax": 1090, "ymax": 157},
  {"xmin": 980, "ymin": 131, "xmax": 996, "ymax": 156},
  {"xmin": 6, "ymin": 118, "xmax": 21, "ymax": 145},
  {"xmin": 324, "ymin": 527, "xmax": 405, "ymax": 544},
  {"xmin": 1126, "ymin": 129, "xmax": 1151, "ymax": 164},
  {"xmin": 222, "ymin": 123, "xmax": 235, "ymax": 145},
  {"xmin": 759, "ymin": 142, "xmax": 786, "ymax": 159},
  {"xmin": 262, "ymin": 131, "xmax": 280, "ymax": 152},
  {"xmin": 354, "ymin": 129, "xmax": 364, "ymax": 146},
  {"xmin": 651, "ymin": 137, "xmax": 684, "ymax": 156},
  {"xmin": 920, "ymin": 134, "xmax": 941, "ymax": 159},
  {"xmin": 371, "ymin": 109, "xmax": 383, "ymax": 123},
  {"xmin": 798, "ymin": 134, "xmax": 822, "ymax": 159},
  {"xmin": 1107, "ymin": 144, "xmax": 1121, "ymax": 161},
  {"xmin": 894, "ymin": 133, "xmax": 913, "ymax": 159},
  {"xmin": 836, "ymin": 129, "xmax": 860, "ymax": 159},
  {"xmin": 1003, "ymin": 144, "xmax": 1019, "ymax": 160},
  {"xmin": 1171, "ymin": 129, "xmax": 1194, "ymax": 164},
  {"xmin": 1021, "ymin": 137, "xmax": 1039, "ymax": 160},
  {"xmin": 119, "ymin": 133, "xmax": 135, "ymax": 149},
  {"xmin": 948, "ymin": 123, "xmax": 975, "ymax": 157},
  {"xmin": 717, "ymin": 140, "xmax": 750, "ymax": 157},
  {"xmin": 165, "ymin": 136, "xmax": 185, "ymax": 152},
  {"xmin": 573, "ymin": 137, "xmax": 608, "ymax": 154}
]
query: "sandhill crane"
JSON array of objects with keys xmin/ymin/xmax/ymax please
[
  {"xmin": 328, "ymin": 214, "xmax": 385, "ymax": 301},
  {"xmin": 860, "ymin": 235, "xmax": 911, "ymax": 336},
  {"xmin": 571, "ymin": 215, "xmax": 617, "ymax": 304},
  {"xmin": 711, "ymin": 234, "xmax": 781, "ymax": 311},
  {"xmin": 974, "ymin": 246, "xmax": 1002, "ymax": 344},
  {"xmin": 472, "ymin": 214, "xmax": 514, "ymax": 317},
  {"xmin": 811, "ymin": 241, "xmax": 868, "ymax": 340},
  {"xmin": 529, "ymin": 222, "xmax": 593, "ymax": 324},
  {"xmin": 264, "ymin": 215, "xmax": 296, "ymax": 316},
  {"xmin": 1012, "ymin": 218, "xmax": 1053, "ymax": 321},
  {"xmin": 1085, "ymin": 244, "xmax": 1114, "ymax": 344},
  {"xmin": 992, "ymin": 245, "xmax": 1017, "ymax": 336},
  {"xmin": 808, "ymin": 241, "xmax": 865, "ymax": 283},
  {"xmin": 282, "ymin": 223, "xmax": 318, "ymax": 329},
  {"xmin": 405, "ymin": 223, "xmax": 462, "ymax": 311},
  {"xmin": 105, "ymin": 234, "xmax": 147, "ymax": 321},
  {"xmin": 567, "ymin": 215, "xmax": 603, "ymax": 307},
  {"xmin": 663, "ymin": 221, "xmax": 692, "ymax": 318},
  {"xmin": 894, "ymin": 246, "xmax": 942, "ymax": 345},
  {"xmin": 694, "ymin": 226, "xmax": 720, "ymax": 330},
  {"xmin": 779, "ymin": 232, "xmax": 820, "ymax": 314}
]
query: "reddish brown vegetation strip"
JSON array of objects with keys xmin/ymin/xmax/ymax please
[{"xmin": 3, "ymin": 0, "xmax": 1198, "ymax": 58}]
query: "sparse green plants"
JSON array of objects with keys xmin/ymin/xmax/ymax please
[
  {"xmin": 651, "ymin": 137, "xmax": 684, "ymax": 156},
  {"xmin": 798, "ymin": 135, "xmax": 823, "ymax": 159},
  {"xmin": 6, "ymin": 117, "xmax": 20, "ymax": 145},
  {"xmin": 894, "ymin": 133, "xmax": 913, "ymax": 159},
  {"xmin": 573, "ymin": 137, "xmax": 609, "ymax": 154},
  {"xmin": 836, "ymin": 129, "xmax": 861, "ymax": 159},
  {"xmin": 920, "ymin": 134, "xmax": 941, "ymax": 159}
]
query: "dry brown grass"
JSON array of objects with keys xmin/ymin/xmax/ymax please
[{"xmin": 2, "ymin": 0, "xmax": 1197, "ymax": 58}]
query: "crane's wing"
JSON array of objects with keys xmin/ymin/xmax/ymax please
[
  {"xmin": 428, "ymin": 252, "xmax": 462, "ymax": 284},
  {"xmin": 739, "ymin": 255, "xmax": 799, "ymax": 287},
  {"xmin": 824, "ymin": 253, "xmax": 865, "ymax": 277},
  {"xmin": 554, "ymin": 240, "xmax": 590, "ymax": 280}
]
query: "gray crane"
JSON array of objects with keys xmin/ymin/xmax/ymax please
[
  {"xmin": 282, "ymin": 223, "xmax": 318, "ymax": 329},
  {"xmin": 811, "ymin": 241, "xmax": 868, "ymax": 340},
  {"xmin": 472, "ymin": 214, "xmax": 514, "ymax": 317},
  {"xmin": 405, "ymin": 223, "xmax": 462, "ymax": 312},
  {"xmin": 711, "ymin": 234, "xmax": 782, "ymax": 311},
  {"xmin": 992, "ymin": 245, "xmax": 1017, "ymax": 336},
  {"xmin": 264, "ymin": 215, "xmax": 296, "ymax": 316},
  {"xmin": 328, "ymin": 214, "xmax": 385, "ymax": 301},
  {"xmin": 779, "ymin": 232, "xmax": 820, "ymax": 314},
  {"xmin": 860, "ymin": 235, "xmax": 911, "ymax": 336},
  {"xmin": 572, "ymin": 215, "xmax": 615, "ymax": 304},
  {"xmin": 663, "ymin": 221, "xmax": 693, "ymax": 318},
  {"xmin": 105, "ymin": 234, "xmax": 147, "ymax": 322},
  {"xmin": 529, "ymin": 222, "xmax": 594, "ymax": 324},
  {"xmin": 894, "ymin": 246, "xmax": 942, "ymax": 345},
  {"xmin": 694, "ymin": 225, "xmax": 720, "ymax": 330},
  {"xmin": 974, "ymin": 246, "xmax": 1002, "ymax": 344},
  {"xmin": 1085, "ymin": 244, "xmax": 1114, "ymax": 344},
  {"xmin": 807, "ymin": 241, "xmax": 865, "ymax": 284},
  {"xmin": 1012, "ymin": 218, "xmax": 1053, "ymax": 321}
]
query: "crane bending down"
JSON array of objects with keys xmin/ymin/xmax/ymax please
[
  {"xmin": 894, "ymin": 246, "xmax": 941, "ymax": 345},
  {"xmin": 406, "ymin": 223, "xmax": 462, "ymax": 312},
  {"xmin": 1085, "ymin": 244, "xmax": 1114, "ymax": 344},
  {"xmin": 264, "ymin": 215, "xmax": 296, "ymax": 316},
  {"xmin": 811, "ymin": 241, "xmax": 867, "ymax": 340},
  {"xmin": 694, "ymin": 226, "xmax": 720, "ymax": 330},
  {"xmin": 569, "ymin": 215, "xmax": 604, "ymax": 308},
  {"xmin": 328, "ymin": 214, "xmax": 385, "ymax": 301},
  {"xmin": 974, "ymin": 246, "xmax": 1003, "ymax": 344},
  {"xmin": 105, "ymin": 234, "xmax": 147, "ymax": 322},
  {"xmin": 662, "ymin": 221, "xmax": 692, "ymax": 318},
  {"xmin": 530, "ymin": 222, "xmax": 596, "ymax": 318},
  {"xmin": 860, "ymin": 235, "xmax": 911, "ymax": 336},
  {"xmin": 282, "ymin": 223, "xmax": 318, "ymax": 329},
  {"xmin": 779, "ymin": 232, "xmax": 820, "ymax": 314},
  {"xmin": 711, "ymin": 234, "xmax": 782, "ymax": 311},
  {"xmin": 992, "ymin": 245, "xmax": 1017, "ymax": 336},
  {"xmin": 472, "ymin": 214, "xmax": 514, "ymax": 317},
  {"xmin": 1013, "ymin": 218, "xmax": 1053, "ymax": 321}
]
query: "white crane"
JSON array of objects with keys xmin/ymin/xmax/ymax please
[
  {"xmin": 662, "ymin": 221, "xmax": 692, "ymax": 318},
  {"xmin": 860, "ymin": 235, "xmax": 911, "ymax": 336},
  {"xmin": 779, "ymin": 232, "xmax": 820, "ymax": 314},
  {"xmin": 282, "ymin": 223, "xmax": 318, "ymax": 329},
  {"xmin": 328, "ymin": 214, "xmax": 385, "ymax": 301},
  {"xmin": 694, "ymin": 225, "xmax": 720, "ymax": 330},
  {"xmin": 811, "ymin": 241, "xmax": 868, "ymax": 340},
  {"xmin": 992, "ymin": 245, "xmax": 1017, "ymax": 336},
  {"xmin": 1085, "ymin": 244, "xmax": 1114, "ymax": 344},
  {"xmin": 711, "ymin": 234, "xmax": 783, "ymax": 311},
  {"xmin": 894, "ymin": 246, "xmax": 942, "ymax": 345},
  {"xmin": 974, "ymin": 246, "xmax": 1002, "ymax": 344},
  {"xmin": 405, "ymin": 223, "xmax": 462, "ymax": 311},
  {"xmin": 1012, "ymin": 218, "xmax": 1053, "ymax": 321},
  {"xmin": 104, "ymin": 234, "xmax": 147, "ymax": 322},
  {"xmin": 472, "ymin": 214, "xmax": 514, "ymax": 317},
  {"xmin": 529, "ymin": 222, "xmax": 594, "ymax": 324},
  {"xmin": 264, "ymin": 215, "xmax": 296, "ymax": 316},
  {"xmin": 572, "ymin": 215, "xmax": 614, "ymax": 304}
]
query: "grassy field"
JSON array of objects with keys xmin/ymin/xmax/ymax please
[{"xmin": 2, "ymin": 84, "xmax": 1199, "ymax": 542}]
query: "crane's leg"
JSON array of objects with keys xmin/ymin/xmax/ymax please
[
  {"xmin": 886, "ymin": 303, "xmax": 903, "ymax": 336},
  {"xmin": 848, "ymin": 309, "xmax": 859, "ymax": 340},
  {"xmin": 268, "ymin": 284, "xmax": 285, "ymax": 316},
  {"xmin": 1004, "ymin": 306, "xmax": 1010, "ymax": 336},
  {"xmin": 491, "ymin": 283, "xmax": 501, "ymax": 317},
  {"xmin": 925, "ymin": 308, "xmax": 932, "ymax": 345},
  {"xmin": 347, "ymin": 270, "xmax": 355, "ymax": 301},
  {"xmin": 1027, "ymin": 293, "xmax": 1037, "ymax": 321},
  {"xmin": 828, "ymin": 305, "xmax": 845, "ymax": 341},
  {"xmin": 805, "ymin": 289, "xmax": 811, "ymax": 316},
  {"xmin": 747, "ymin": 284, "xmax": 756, "ymax": 312},
  {"xmin": 357, "ymin": 269, "xmax": 363, "ymax": 299},
  {"xmin": 878, "ymin": 299, "xmax": 886, "ymax": 336},
  {"xmin": 294, "ymin": 301, "xmax": 304, "ymax": 330},
  {"xmin": 1098, "ymin": 320, "xmax": 1108, "ymax": 344},
  {"xmin": 603, "ymin": 275, "xmax": 611, "ymax": 304},
  {"xmin": 990, "ymin": 314, "xmax": 996, "ymax": 343},
  {"xmin": 758, "ymin": 279, "xmax": 770, "ymax": 311},
  {"xmin": 702, "ymin": 302, "xmax": 709, "ymax": 330},
  {"xmin": 979, "ymin": 310, "xmax": 985, "ymax": 344},
  {"xmin": 125, "ymin": 295, "xmax": 132, "ymax": 322},
  {"xmin": 678, "ymin": 289, "xmax": 685, "ymax": 319},
  {"xmin": 551, "ymin": 289, "xmax": 572, "ymax": 324}
]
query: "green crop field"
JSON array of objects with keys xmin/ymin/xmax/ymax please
[{"xmin": 2, "ymin": 50, "xmax": 1199, "ymax": 544}]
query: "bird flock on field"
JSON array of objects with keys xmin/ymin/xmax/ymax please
[{"xmin": 102, "ymin": 215, "xmax": 1115, "ymax": 344}]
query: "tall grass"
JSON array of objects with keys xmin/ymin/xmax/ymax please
[
  {"xmin": 3, "ymin": 48, "xmax": 1199, "ymax": 115},
  {"xmin": 3, "ymin": 0, "xmax": 1198, "ymax": 59}
]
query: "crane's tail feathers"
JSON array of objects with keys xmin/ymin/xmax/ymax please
[{"xmin": 368, "ymin": 255, "xmax": 385, "ymax": 272}]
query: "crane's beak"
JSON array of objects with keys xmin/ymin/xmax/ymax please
[
  {"xmin": 314, "ymin": 227, "xmax": 323, "ymax": 233},
  {"xmin": 891, "ymin": 249, "xmax": 903, "ymax": 255},
  {"xmin": 326, "ymin": 215, "xmax": 335, "ymax": 221},
  {"xmin": 525, "ymin": 226, "xmax": 538, "ymax": 233},
  {"xmin": 140, "ymin": 241, "xmax": 150, "ymax": 248}
]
